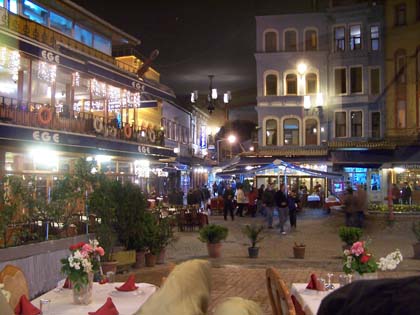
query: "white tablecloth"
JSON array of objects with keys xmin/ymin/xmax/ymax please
[
  {"xmin": 32, "ymin": 282, "xmax": 157, "ymax": 315},
  {"xmin": 291, "ymin": 283, "xmax": 338, "ymax": 315}
]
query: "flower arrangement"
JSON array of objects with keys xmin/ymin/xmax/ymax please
[
  {"xmin": 343, "ymin": 241, "xmax": 403, "ymax": 275},
  {"xmin": 61, "ymin": 239, "xmax": 104, "ymax": 290}
]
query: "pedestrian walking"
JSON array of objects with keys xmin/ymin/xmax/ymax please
[
  {"xmin": 262, "ymin": 184, "xmax": 275, "ymax": 228},
  {"xmin": 257, "ymin": 184, "xmax": 265, "ymax": 216},
  {"xmin": 248, "ymin": 187, "xmax": 258, "ymax": 217},
  {"xmin": 343, "ymin": 187, "xmax": 356, "ymax": 226},
  {"xmin": 235, "ymin": 184, "xmax": 247, "ymax": 217},
  {"xmin": 275, "ymin": 183, "xmax": 288, "ymax": 234},
  {"xmin": 391, "ymin": 183, "xmax": 400, "ymax": 205},
  {"xmin": 223, "ymin": 184, "xmax": 235, "ymax": 221},
  {"xmin": 401, "ymin": 182, "xmax": 412, "ymax": 205},
  {"xmin": 288, "ymin": 190, "xmax": 299, "ymax": 230},
  {"xmin": 354, "ymin": 184, "xmax": 367, "ymax": 228}
]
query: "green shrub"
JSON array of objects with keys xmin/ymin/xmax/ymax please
[
  {"xmin": 339, "ymin": 226, "xmax": 363, "ymax": 246},
  {"xmin": 199, "ymin": 224, "xmax": 228, "ymax": 244},
  {"xmin": 412, "ymin": 222, "xmax": 420, "ymax": 242},
  {"xmin": 242, "ymin": 224, "xmax": 264, "ymax": 248}
]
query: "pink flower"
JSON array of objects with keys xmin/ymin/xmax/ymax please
[
  {"xmin": 95, "ymin": 246, "xmax": 105, "ymax": 256},
  {"xmin": 82, "ymin": 243, "xmax": 93, "ymax": 253},
  {"xmin": 351, "ymin": 241, "xmax": 365, "ymax": 256},
  {"xmin": 360, "ymin": 254, "xmax": 370, "ymax": 263}
]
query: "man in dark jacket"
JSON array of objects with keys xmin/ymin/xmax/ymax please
[
  {"xmin": 223, "ymin": 184, "xmax": 235, "ymax": 221},
  {"xmin": 262, "ymin": 184, "xmax": 275, "ymax": 228},
  {"xmin": 318, "ymin": 276, "xmax": 420, "ymax": 315},
  {"xmin": 274, "ymin": 183, "xmax": 288, "ymax": 234}
]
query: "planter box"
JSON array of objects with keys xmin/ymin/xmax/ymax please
[
  {"xmin": 110, "ymin": 250, "xmax": 136, "ymax": 273},
  {"xmin": 0, "ymin": 234, "xmax": 92, "ymax": 299}
]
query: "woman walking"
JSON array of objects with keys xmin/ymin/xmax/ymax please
[
  {"xmin": 288, "ymin": 190, "xmax": 299, "ymax": 230},
  {"xmin": 275, "ymin": 183, "xmax": 288, "ymax": 235}
]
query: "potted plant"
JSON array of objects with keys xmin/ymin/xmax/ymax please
[
  {"xmin": 412, "ymin": 222, "xmax": 420, "ymax": 259},
  {"xmin": 144, "ymin": 215, "xmax": 161, "ymax": 267},
  {"xmin": 198, "ymin": 224, "xmax": 228, "ymax": 258},
  {"xmin": 293, "ymin": 242, "xmax": 306, "ymax": 259},
  {"xmin": 242, "ymin": 224, "xmax": 264, "ymax": 258},
  {"xmin": 156, "ymin": 216, "xmax": 176, "ymax": 264},
  {"xmin": 339, "ymin": 226, "xmax": 362, "ymax": 250}
]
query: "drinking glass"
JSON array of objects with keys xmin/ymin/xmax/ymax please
[
  {"xmin": 326, "ymin": 273, "xmax": 335, "ymax": 290},
  {"xmin": 106, "ymin": 271, "xmax": 115, "ymax": 283},
  {"xmin": 338, "ymin": 274, "xmax": 347, "ymax": 287},
  {"xmin": 317, "ymin": 278, "xmax": 326, "ymax": 291}
]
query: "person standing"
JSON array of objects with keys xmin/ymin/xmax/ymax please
[
  {"xmin": 248, "ymin": 187, "xmax": 258, "ymax": 217},
  {"xmin": 235, "ymin": 184, "xmax": 247, "ymax": 217},
  {"xmin": 343, "ymin": 187, "xmax": 355, "ymax": 226},
  {"xmin": 401, "ymin": 182, "xmax": 412, "ymax": 205},
  {"xmin": 288, "ymin": 190, "xmax": 299, "ymax": 230},
  {"xmin": 354, "ymin": 184, "xmax": 368, "ymax": 228},
  {"xmin": 275, "ymin": 183, "xmax": 288, "ymax": 234},
  {"xmin": 257, "ymin": 184, "xmax": 265, "ymax": 216},
  {"xmin": 262, "ymin": 184, "xmax": 275, "ymax": 228},
  {"xmin": 223, "ymin": 184, "xmax": 235, "ymax": 221},
  {"xmin": 391, "ymin": 183, "xmax": 400, "ymax": 205},
  {"xmin": 212, "ymin": 182, "xmax": 218, "ymax": 197}
]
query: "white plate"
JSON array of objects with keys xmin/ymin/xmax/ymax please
[{"xmin": 109, "ymin": 289, "xmax": 143, "ymax": 297}]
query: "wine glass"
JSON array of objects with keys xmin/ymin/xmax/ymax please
[{"xmin": 326, "ymin": 273, "xmax": 335, "ymax": 290}]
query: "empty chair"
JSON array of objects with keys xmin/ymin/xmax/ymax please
[
  {"xmin": 0, "ymin": 265, "xmax": 29, "ymax": 310},
  {"xmin": 266, "ymin": 267, "xmax": 296, "ymax": 315}
]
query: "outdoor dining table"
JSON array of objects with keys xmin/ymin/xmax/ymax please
[
  {"xmin": 31, "ymin": 281, "xmax": 157, "ymax": 315},
  {"xmin": 291, "ymin": 283, "xmax": 339, "ymax": 315}
]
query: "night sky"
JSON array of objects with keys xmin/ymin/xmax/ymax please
[{"xmin": 72, "ymin": 0, "xmax": 328, "ymax": 99}]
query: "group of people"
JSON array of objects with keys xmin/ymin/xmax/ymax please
[
  {"xmin": 187, "ymin": 185, "xmax": 211, "ymax": 207},
  {"xmin": 391, "ymin": 182, "xmax": 412, "ymax": 205},
  {"xmin": 342, "ymin": 184, "xmax": 368, "ymax": 228}
]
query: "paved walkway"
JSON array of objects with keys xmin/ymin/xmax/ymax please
[{"xmin": 124, "ymin": 209, "xmax": 420, "ymax": 314}]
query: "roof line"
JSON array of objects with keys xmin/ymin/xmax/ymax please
[{"xmin": 62, "ymin": 0, "xmax": 141, "ymax": 45}]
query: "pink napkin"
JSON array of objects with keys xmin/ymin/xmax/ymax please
[
  {"xmin": 306, "ymin": 273, "xmax": 322, "ymax": 290},
  {"xmin": 14, "ymin": 295, "xmax": 41, "ymax": 315},
  {"xmin": 115, "ymin": 274, "xmax": 138, "ymax": 291},
  {"xmin": 88, "ymin": 297, "xmax": 119, "ymax": 315}
]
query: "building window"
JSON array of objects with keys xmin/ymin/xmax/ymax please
[
  {"xmin": 284, "ymin": 30, "xmax": 297, "ymax": 51},
  {"xmin": 94, "ymin": 33, "xmax": 112, "ymax": 55},
  {"xmin": 306, "ymin": 73, "xmax": 317, "ymax": 94},
  {"xmin": 351, "ymin": 111, "xmax": 363, "ymax": 137},
  {"xmin": 350, "ymin": 66, "xmax": 363, "ymax": 94},
  {"xmin": 334, "ymin": 26, "xmax": 345, "ymax": 51},
  {"xmin": 395, "ymin": 4, "xmax": 407, "ymax": 26},
  {"xmin": 417, "ymin": 49, "xmax": 420, "ymax": 126},
  {"xmin": 265, "ymin": 119, "xmax": 277, "ymax": 146},
  {"xmin": 286, "ymin": 73, "xmax": 297, "ymax": 95},
  {"xmin": 370, "ymin": 68, "xmax": 380, "ymax": 95},
  {"xmin": 265, "ymin": 74, "xmax": 277, "ymax": 96},
  {"xmin": 396, "ymin": 53, "xmax": 407, "ymax": 84},
  {"xmin": 74, "ymin": 24, "xmax": 93, "ymax": 47},
  {"xmin": 349, "ymin": 25, "xmax": 361, "ymax": 50},
  {"xmin": 335, "ymin": 112, "xmax": 347, "ymax": 138},
  {"xmin": 283, "ymin": 118, "xmax": 299, "ymax": 145},
  {"xmin": 371, "ymin": 112, "xmax": 381, "ymax": 138},
  {"xmin": 397, "ymin": 100, "xmax": 406, "ymax": 128},
  {"xmin": 23, "ymin": 0, "xmax": 48, "ymax": 26},
  {"xmin": 265, "ymin": 31, "xmax": 277, "ymax": 52},
  {"xmin": 2, "ymin": 0, "xmax": 18, "ymax": 13},
  {"xmin": 334, "ymin": 68, "xmax": 347, "ymax": 95},
  {"xmin": 305, "ymin": 29, "xmax": 317, "ymax": 51},
  {"xmin": 370, "ymin": 25, "xmax": 379, "ymax": 51},
  {"xmin": 305, "ymin": 119, "xmax": 318, "ymax": 145},
  {"xmin": 50, "ymin": 11, "xmax": 73, "ymax": 36}
]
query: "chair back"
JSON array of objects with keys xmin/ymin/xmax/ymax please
[
  {"xmin": 0, "ymin": 265, "xmax": 29, "ymax": 310},
  {"xmin": 266, "ymin": 267, "xmax": 296, "ymax": 315}
]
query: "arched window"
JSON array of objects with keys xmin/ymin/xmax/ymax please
[
  {"xmin": 305, "ymin": 119, "xmax": 318, "ymax": 145},
  {"xmin": 284, "ymin": 30, "xmax": 297, "ymax": 51},
  {"xmin": 305, "ymin": 29, "xmax": 317, "ymax": 51},
  {"xmin": 286, "ymin": 73, "xmax": 297, "ymax": 95},
  {"xmin": 395, "ymin": 50, "xmax": 407, "ymax": 128},
  {"xmin": 306, "ymin": 73, "xmax": 317, "ymax": 94},
  {"xmin": 265, "ymin": 74, "xmax": 277, "ymax": 96},
  {"xmin": 265, "ymin": 31, "xmax": 277, "ymax": 52},
  {"xmin": 283, "ymin": 118, "xmax": 299, "ymax": 146},
  {"xmin": 265, "ymin": 119, "xmax": 277, "ymax": 146}
]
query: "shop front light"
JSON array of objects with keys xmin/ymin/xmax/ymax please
[{"xmin": 30, "ymin": 147, "xmax": 58, "ymax": 168}]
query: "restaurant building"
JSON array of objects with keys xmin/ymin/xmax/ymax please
[{"xmin": 0, "ymin": 0, "xmax": 181, "ymax": 196}]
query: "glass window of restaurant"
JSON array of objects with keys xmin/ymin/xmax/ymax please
[
  {"xmin": 50, "ymin": 11, "xmax": 72, "ymax": 36},
  {"xmin": 73, "ymin": 73, "xmax": 90, "ymax": 114},
  {"xmin": 31, "ymin": 59, "xmax": 56, "ymax": 105},
  {"xmin": 0, "ymin": 48, "xmax": 21, "ymax": 101},
  {"xmin": 23, "ymin": 0, "xmax": 48, "ymax": 26},
  {"xmin": 55, "ymin": 66, "xmax": 72, "ymax": 116},
  {"xmin": 74, "ymin": 24, "xmax": 93, "ymax": 47},
  {"xmin": 283, "ymin": 118, "xmax": 299, "ymax": 145}
]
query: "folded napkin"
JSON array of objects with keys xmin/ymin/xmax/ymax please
[
  {"xmin": 306, "ymin": 274, "xmax": 322, "ymax": 291},
  {"xmin": 115, "ymin": 274, "xmax": 138, "ymax": 291},
  {"xmin": 14, "ymin": 295, "xmax": 41, "ymax": 315},
  {"xmin": 88, "ymin": 297, "xmax": 119, "ymax": 315},
  {"xmin": 63, "ymin": 277, "xmax": 72, "ymax": 289},
  {"xmin": 291, "ymin": 295, "xmax": 306, "ymax": 315}
]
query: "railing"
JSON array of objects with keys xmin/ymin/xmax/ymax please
[{"xmin": 0, "ymin": 96, "xmax": 164, "ymax": 146}]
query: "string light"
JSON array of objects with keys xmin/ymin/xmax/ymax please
[
  {"xmin": 0, "ymin": 47, "xmax": 21, "ymax": 82},
  {"xmin": 90, "ymin": 79, "xmax": 107, "ymax": 97},
  {"xmin": 72, "ymin": 72, "xmax": 80, "ymax": 87},
  {"xmin": 37, "ymin": 61, "xmax": 56, "ymax": 83}
]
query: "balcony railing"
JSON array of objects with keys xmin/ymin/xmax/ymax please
[{"xmin": 0, "ymin": 96, "xmax": 164, "ymax": 146}]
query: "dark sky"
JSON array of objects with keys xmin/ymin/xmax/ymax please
[{"xmin": 72, "ymin": 0, "xmax": 326, "ymax": 97}]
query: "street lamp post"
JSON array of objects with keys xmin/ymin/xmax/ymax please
[
  {"xmin": 216, "ymin": 135, "xmax": 236, "ymax": 164},
  {"xmin": 191, "ymin": 75, "xmax": 232, "ymax": 114}
]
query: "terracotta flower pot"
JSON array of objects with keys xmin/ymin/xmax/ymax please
[
  {"xmin": 145, "ymin": 253, "xmax": 157, "ymax": 267},
  {"xmin": 101, "ymin": 261, "xmax": 118, "ymax": 274},
  {"xmin": 134, "ymin": 250, "xmax": 146, "ymax": 268},
  {"xmin": 207, "ymin": 243, "xmax": 222, "ymax": 258},
  {"xmin": 157, "ymin": 248, "xmax": 166, "ymax": 264},
  {"xmin": 293, "ymin": 246, "xmax": 306, "ymax": 259},
  {"xmin": 413, "ymin": 242, "xmax": 420, "ymax": 259}
]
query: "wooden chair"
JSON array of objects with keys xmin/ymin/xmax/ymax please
[
  {"xmin": 0, "ymin": 265, "xmax": 29, "ymax": 310},
  {"xmin": 266, "ymin": 267, "xmax": 296, "ymax": 315}
]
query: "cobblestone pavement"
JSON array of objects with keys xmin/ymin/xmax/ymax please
[{"xmin": 164, "ymin": 209, "xmax": 420, "ymax": 314}]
